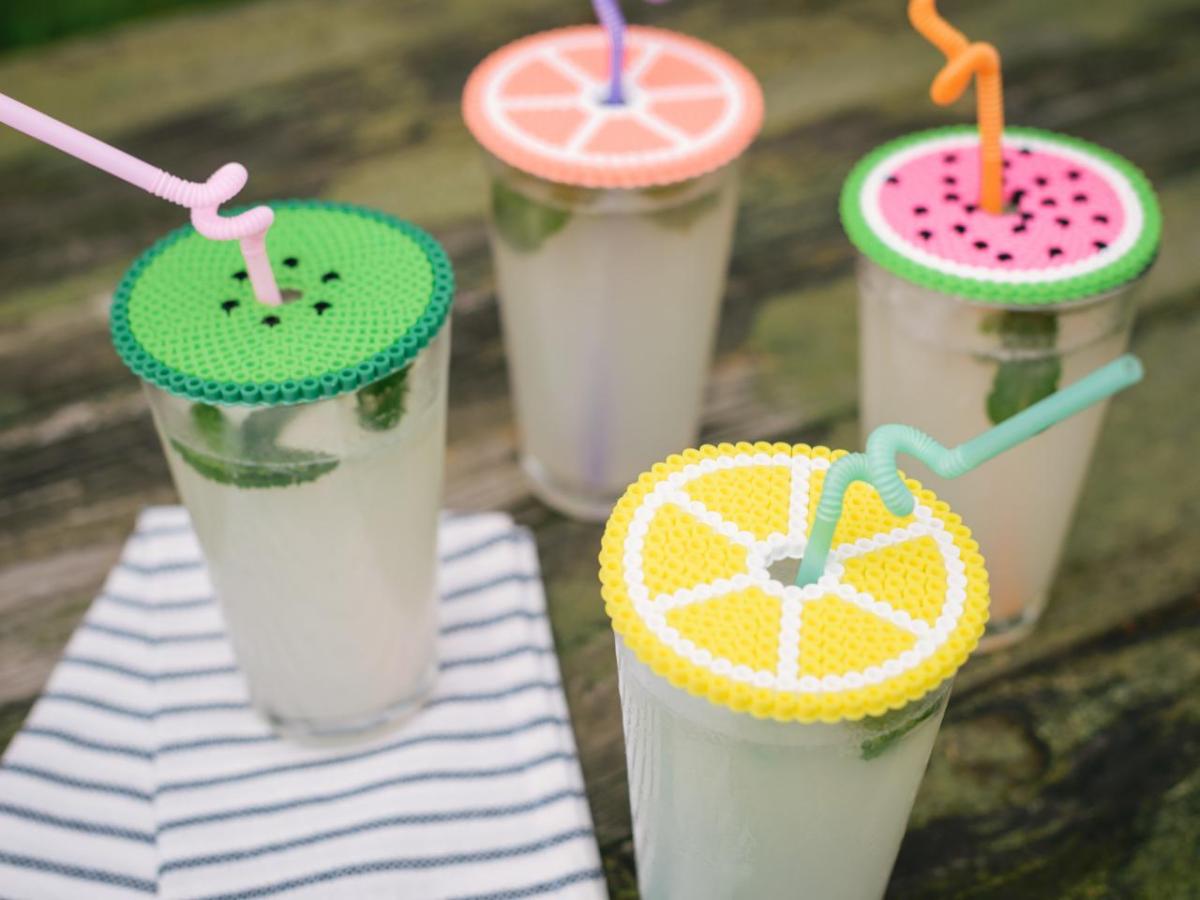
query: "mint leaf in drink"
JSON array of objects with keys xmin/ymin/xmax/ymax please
[
  {"xmin": 173, "ymin": 403, "xmax": 338, "ymax": 488},
  {"xmin": 859, "ymin": 698, "xmax": 941, "ymax": 760},
  {"xmin": 491, "ymin": 179, "xmax": 570, "ymax": 253},
  {"xmin": 986, "ymin": 358, "xmax": 1063, "ymax": 425},
  {"xmin": 981, "ymin": 311, "xmax": 1061, "ymax": 425},
  {"xmin": 356, "ymin": 366, "xmax": 409, "ymax": 431},
  {"xmin": 171, "ymin": 440, "xmax": 338, "ymax": 488},
  {"xmin": 645, "ymin": 188, "xmax": 720, "ymax": 231},
  {"xmin": 191, "ymin": 403, "xmax": 228, "ymax": 451}
]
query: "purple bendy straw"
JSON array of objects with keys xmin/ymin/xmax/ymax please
[{"xmin": 593, "ymin": 0, "xmax": 669, "ymax": 105}]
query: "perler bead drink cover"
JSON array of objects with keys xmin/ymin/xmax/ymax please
[
  {"xmin": 841, "ymin": 127, "xmax": 1161, "ymax": 304},
  {"xmin": 599, "ymin": 443, "xmax": 990, "ymax": 723},
  {"xmin": 110, "ymin": 201, "xmax": 453, "ymax": 405},
  {"xmin": 463, "ymin": 25, "xmax": 763, "ymax": 189}
]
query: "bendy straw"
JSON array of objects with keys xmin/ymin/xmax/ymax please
[
  {"xmin": 0, "ymin": 91, "xmax": 281, "ymax": 304},
  {"xmin": 909, "ymin": 0, "xmax": 1005, "ymax": 214},
  {"xmin": 592, "ymin": 0, "xmax": 668, "ymax": 105},
  {"xmin": 795, "ymin": 354, "xmax": 1144, "ymax": 587}
]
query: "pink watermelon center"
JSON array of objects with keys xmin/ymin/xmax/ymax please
[{"xmin": 879, "ymin": 142, "xmax": 1125, "ymax": 270}]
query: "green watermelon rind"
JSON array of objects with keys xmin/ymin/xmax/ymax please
[{"xmin": 840, "ymin": 126, "xmax": 1162, "ymax": 305}]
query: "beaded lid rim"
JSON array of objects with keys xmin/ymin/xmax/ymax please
[
  {"xmin": 110, "ymin": 200, "xmax": 454, "ymax": 406},
  {"xmin": 840, "ymin": 126, "xmax": 1161, "ymax": 306}
]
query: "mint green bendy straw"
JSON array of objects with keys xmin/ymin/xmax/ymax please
[{"xmin": 795, "ymin": 354, "xmax": 1144, "ymax": 587}]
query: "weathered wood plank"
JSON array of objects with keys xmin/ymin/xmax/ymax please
[
  {"xmin": 892, "ymin": 591, "xmax": 1200, "ymax": 898},
  {"xmin": 1, "ymin": 0, "xmax": 1198, "ymax": 896}
]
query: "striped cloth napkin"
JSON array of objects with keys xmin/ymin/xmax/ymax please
[{"xmin": 0, "ymin": 507, "xmax": 606, "ymax": 899}]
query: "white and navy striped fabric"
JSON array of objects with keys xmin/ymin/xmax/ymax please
[{"xmin": 0, "ymin": 507, "xmax": 606, "ymax": 899}]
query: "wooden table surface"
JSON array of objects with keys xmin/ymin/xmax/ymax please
[{"xmin": 2, "ymin": 1, "xmax": 1198, "ymax": 896}]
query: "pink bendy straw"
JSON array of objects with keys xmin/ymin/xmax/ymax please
[{"xmin": 0, "ymin": 91, "xmax": 281, "ymax": 304}]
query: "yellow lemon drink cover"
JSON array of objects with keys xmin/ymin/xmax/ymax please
[
  {"xmin": 601, "ymin": 443, "xmax": 990, "ymax": 896},
  {"xmin": 601, "ymin": 442, "xmax": 989, "ymax": 722},
  {"xmin": 111, "ymin": 201, "xmax": 454, "ymax": 733}
]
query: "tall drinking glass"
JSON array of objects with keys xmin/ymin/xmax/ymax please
[
  {"xmin": 842, "ymin": 127, "xmax": 1160, "ymax": 646},
  {"xmin": 111, "ymin": 201, "xmax": 454, "ymax": 738},
  {"xmin": 464, "ymin": 25, "xmax": 763, "ymax": 520},
  {"xmin": 600, "ymin": 442, "xmax": 992, "ymax": 898}
]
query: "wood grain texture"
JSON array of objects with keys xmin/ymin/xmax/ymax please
[{"xmin": 1, "ymin": 1, "xmax": 1197, "ymax": 896}]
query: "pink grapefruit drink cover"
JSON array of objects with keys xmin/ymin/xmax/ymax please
[{"xmin": 463, "ymin": 26, "xmax": 763, "ymax": 189}]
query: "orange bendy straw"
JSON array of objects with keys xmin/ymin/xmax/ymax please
[{"xmin": 908, "ymin": 0, "xmax": 1005, "ymax": 214}]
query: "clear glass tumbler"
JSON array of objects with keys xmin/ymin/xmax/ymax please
[
  {"xmin": 857, "ymin": 257, "xmax": 1137, "ymax": 645},
  {"xmin": 484, "ymin": 154, "xmax": 741, "ymax": 520},
  {"xmin": 144, "ymin": 328, "xmax": 450, "ymax": 738},
  {"xmin": 617, "ymin": 640, "xmax": 950, "ymax": 899}
]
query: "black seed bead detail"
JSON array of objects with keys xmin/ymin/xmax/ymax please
[
  {"xmin": 943, "ymin": 153, "xmax": 958, "ymax": 163},
  {"xmin": 1073, "ymin": 193, "xmax": 1088, "ymax": 204},
  {"xmin": 913, "ymin": 205, "xmax": 928, "ymax": 215},
  {"xmin": 283, "ymin": 257, "xmax": 299, "ymax": 268},
  {"xmin": 973, "ymin": 240, "xmax": 988, "ymax": 250},
  {"xmin": 1094, "ymin": 240, "xmax": 1108, "ymax": 250},
  {"xmin": 1035, "ymin": 176, "xmax": 1048, "ymax": 187},
  {"xmin": 997, "ymin": 252, "xmax": 1013, "ymax": 262},
  {"xmin": 262, "ymin": 315, "xmax": 281, "ymax": 327},
  {"xmin": 886, "ymin": 175, "xmax": 900, "ymax": 185},
  {"xmin": 944, "ymin": 193, "xmax": 960, "ymax": 202},
  {"xmin": 1041, "ymin": 198, "xmax": 1057, "ymax": 207},
  {"xmin": 221, "ymin": 299, "xmax": 239, "ymax": 314},
  {"xmin": 1049, "ymin": 247, "xmax": 1064, "ymax": 258},
  {"xmin": 953, "ymin": 223, "xmax": 967, "ymax": 234},
  {"xmin": 918, "ymin": 229, "xmax": 933, "ymax": 240},
  {"xmin": 233, "ymin": 270, "xmax": 248, "ymax": 282},
  {"xmin": 1056, "ymin": 217, "xmax": 1071, "ymax": 228},
  {"xmin": 321, "ymin": 271, "xmax": 341, "ymax": 283},
  {"xmin": 314, "ymin": 301, "xmax": 332, "ymax": 315},
  {"xmin": 1094, "ymin": 213, "xmax": 1110, "ymax": 224},
  {"xmin": 1012, "ymin": 224, "xmax": 1028, "ymax": 234}
]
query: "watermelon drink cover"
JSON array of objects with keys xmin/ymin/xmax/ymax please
[
  {"xmin": 599, "ymin": 359, "xmax": 1141, "ymax": 898},
  {"xmin": 841, "ymin": 2, "xmax": 1161, "ymax": 646},
  {"xmin": 463, "ymin": 2, "xmax": 763, "ymax": 520}
]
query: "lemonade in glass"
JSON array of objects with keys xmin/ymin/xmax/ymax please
[
  {"xmin": 842, "ymin": 127, "xmax": 1159, "ymax": 645},
  {"xmin": 112, "ymin": 201, "xmax": 454, "ymax": 737},
  {"xmin": 600, "ymin": 442, "xmax": 990, "ymax": 897},
  {"xmin": 464, "ymin": 25, "xmax": 762, "ymax": 519}
]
